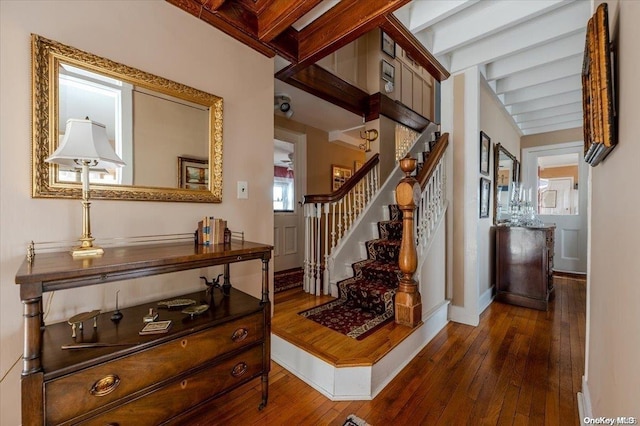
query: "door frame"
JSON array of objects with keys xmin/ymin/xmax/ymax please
[
  {"xmin": 522, "ymin": 141, "xmax": 588, "ymax": 273},
  {"xmin": 273, "ymin": 127, "xmax": 306, "ymax": 272}
]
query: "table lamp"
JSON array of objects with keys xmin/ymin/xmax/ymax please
[{"xmin": 46, "ymin": 118, "xmax": 125, "ymax": 257}]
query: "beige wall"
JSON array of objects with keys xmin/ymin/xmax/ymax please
[
  {"xmin": 521, "ymin": 127, "xmax": 583, "ymax": 150},
  {"xmin": 586, "ymin": 0, "xmax": 640, "ymax": 417},
  {"xmin": 479, "ymin": 81, "xmax": 522, "ymax": 295},
  {"xmin": 0, "ymin": 2, "xmax": 273, "ymax": 424},
  {"xmin": 275, "ymin": 115, "xmax": 364, "ymax": 195}
]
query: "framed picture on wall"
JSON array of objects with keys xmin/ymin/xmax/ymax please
[
  {"xmin": 480, "ymin": 177, "xmax": 491, "ymax": 218},
  {"xmin": 381, "ymin": 60, "xmax": 395, "ymax": 83},
  {"xmin": 381, "ymin": 31, "xmax": 396, "ymax": 58},
  {"xmin": 480, "ymin": 131, "xmax": 490, "ymax": 176},
  {"xmin": 332, "ymin": 164, "xmax": 352, "ymax": 191},
  {"xmin": 178, "ymin": 156, "xmax": 209, "ymax": 190}
]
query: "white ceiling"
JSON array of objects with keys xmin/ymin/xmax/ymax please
[{"xmin": 276, "ymin": 0, "xmax": 589, "ymax": 137}]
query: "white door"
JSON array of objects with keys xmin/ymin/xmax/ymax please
[
  {"xmin": 523, "ymin": 142, "xmax": 588, "ymax": 273},
  {"xmin": 273, "ymin": 128, "xmax": 306, "ymax": 272}
]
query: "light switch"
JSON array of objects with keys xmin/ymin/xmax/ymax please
[{"xmin": 237, "ymin": 181, "xmax": 248, "ymax": 199}]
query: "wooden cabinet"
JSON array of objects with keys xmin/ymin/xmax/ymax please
[
  {"xmin": 15, "ymin": 240, "xmax": 272, "ymax": 425},
  {"xmin": 495, "ymin": 226, "xmax": 555, "ymax": 310}
]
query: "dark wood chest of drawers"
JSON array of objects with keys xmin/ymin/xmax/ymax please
[
  {"xmin": 15, "ymin": 240, "xmax": 272, "ymax": 425},
  {"xmin": 495, "ymin": 226, "xmax": 555, "ymax": 311}
]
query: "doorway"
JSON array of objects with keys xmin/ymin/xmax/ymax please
[
  {"xmin": 523, "ymin": 142, "xmax": 588, "ymax": 274},
  {"xmin": 273, "ymin": 128, "xmax": 306, "ymax": 272}
]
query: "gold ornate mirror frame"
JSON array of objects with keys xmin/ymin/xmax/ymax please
[{"xmin": 31, "ymin": 34, "xmax": 223, "ymax": 202}]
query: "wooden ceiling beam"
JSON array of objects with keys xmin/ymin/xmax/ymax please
[
  {"xmin": 202, "ymin": 0, "xmax": 226, "ymax": 11},
  {"xmin": 258, "ymin": 0, "xmax": 323, "ymax": 42},
  {"xmin": 380, "ymin": 14, "xmax": 450, "ymax": 82},
  {"xmin": 193, "ymin": 1, "xmax": 276, "ymax": 57},
  {"xmin": 297, "ymin": 0, "xmax": 410, "ymax": 66},
  {"xmin": 281, "ymin": 64, "xmax": 369, "ymax": 117}
]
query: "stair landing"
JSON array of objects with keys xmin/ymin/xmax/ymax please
[{"xmin": 271, "ymin": 288, "xmax": 449, "ymax": 400}]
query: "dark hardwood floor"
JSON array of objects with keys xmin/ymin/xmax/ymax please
[{"xmin": 185, "ymin": 275, "xmax": 585, "ymax": 425}]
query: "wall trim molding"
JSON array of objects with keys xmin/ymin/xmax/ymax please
[
  {"xmin": 448, "ymin": 303, "xmax": 479, "ymax": 326},
  {"xmin": 479, "ymin": 285, "xmax": 495, "ymax": 314},
  {"xmin": 577, "ymin": 375, "xmax": 592, "ymax": 425}
]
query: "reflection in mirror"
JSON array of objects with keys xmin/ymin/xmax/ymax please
[
  {"xmin": 493, "ymin": 143, "xmax": 519, "ymax": 224},
  {"xmin": 32, "ymin": 34, "xmax": 223, "ymax": 202},
  {"xmin": 537, "ymin": 153, "xmax": 579, "ymax": 215}
]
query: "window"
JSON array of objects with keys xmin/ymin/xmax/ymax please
[{"xmin": 274, "ymin": 140, "xmax": 295, "ymax": 211}]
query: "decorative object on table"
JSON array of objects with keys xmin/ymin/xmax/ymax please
[
  {"xmin": 110, "ymin": 290, "xmax": 123, "ymax": 323},
  {"xmin": 358, "ymin": 129, "xmax": 379, "ymax": 152},
  {"xmin": 197, "ymin": 217, "xmax": 227, "ymax": 245},
  {"xmin": 182, "ymin": 304, "xmax": 210, "ymax": 319},
  {"xmin": 157, "ymin": 298, "xmax": 197, "ymax": 309},
  {"xmin": 178, "ymin": 156, "xmax": 209, "ymax": 190},
  {"xmin": 479, "ymin": 131, "xmax": 490, "ymax": 175},
  {"xmin": 201, "ymin": 273, "xmax": 227, "ymax": 303},
  {"xmin": 331, "ymin": 164, "xmax": 352, "ymax": 190},
  {"xmin": 582, "ymin": 3, "xmax": 617, "ymax": 166},
  {"xmin": 381, "ymin": 30, "xmax": 395, "ymax": 58},
  {"xmin": 381, "ymin": 59, "xmax": 395, "ymax": 83},
  {"xmin": 45, "ymin": 118, "xmax": 125, "ymax": 257},
  {"xmin": 506, "ymin": 182, "xmax": 542, "ymax": 227},
  {"xmin": 139, "ymin": 320, "xmax": 172, "ymax": 335},
  {"xmin": 67, "ymin": 310, "xmax": 101, "ymax": 338},
  {"xmin": 143, "ymin": 308, "xmax": 159, "ymax": 323},
  {"xmin": 479, "ymin": 177, "xmax": 491, "ymax": 218}
]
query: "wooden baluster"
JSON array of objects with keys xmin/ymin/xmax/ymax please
[
  {"xmin": 395, "ymin": 155, "xmax": 422, "ymax": 328},
  {"xmin": 303, "ymin": 204, "xmax": 311, "ymax": 292}
]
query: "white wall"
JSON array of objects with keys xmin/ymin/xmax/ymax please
[
  {"xmin": 0, "ymin": 2, "xmax": 274, "ymax": 424},
  {"xmin": 479, "ymin": 80, "xmax": 521, "ymax": 295},
  {"xmin": 585, "ymin": 0, "xmax": 640, "ymax": 417}
]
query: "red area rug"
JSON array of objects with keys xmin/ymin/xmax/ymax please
[
  {"xmin": 298, "ymin": 298, "xmax": 394, "ymax": 340},
  {"xmin": 274, "ymin": 268, "xmax": 303, "ymax": 293}
]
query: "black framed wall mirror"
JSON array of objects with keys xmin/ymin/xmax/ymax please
[
  {"xmin": 32, "ymin": 34, "xmax": 224, "ymax": 202},
  {"xmin": 493, "ymin": 143, "xmax": 519, "ymax": 224}
]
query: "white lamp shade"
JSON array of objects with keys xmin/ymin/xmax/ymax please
[{"xmin": 46, "ymin": 118, "xmax": 125, "ymax": 168}]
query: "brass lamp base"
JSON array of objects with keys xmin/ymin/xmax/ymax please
[{"xmin": 71, "ymin": 245, "xmax": 104, "ymax": 258}]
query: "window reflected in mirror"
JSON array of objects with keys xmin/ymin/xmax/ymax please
[
  {"xmin": 537, "ymin": 153, "xmax": 579, "ymax": 215},
  {"xmin": 274, "ymin": 140, "xmax": 295, "ymax": 212}
]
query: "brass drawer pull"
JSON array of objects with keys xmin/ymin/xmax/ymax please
[
  {"xmin": 231, "ymin": 362, "xmax": 248, "ymax": 378},
  {"xmin": 231, "ymin": 328, "xmax": 248, "ymax": 342},
  {"xmin": 90, "ymin": 374, "xmax": 120, "ymax": 397}
]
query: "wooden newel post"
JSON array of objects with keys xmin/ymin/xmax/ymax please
[{"xmin": 395, "ymin": 154, "xmax": 422, "ymax": 327}]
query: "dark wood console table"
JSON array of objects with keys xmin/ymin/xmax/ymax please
[
  {"xmin": 495, "ymin": 225, "xmax": 555, "ymax": 311},
  {"xmin": 15, "ymin": 240, "xmax": 272, "ymax": 425}
]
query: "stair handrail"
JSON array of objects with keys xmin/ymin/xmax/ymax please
[
  {"xmin": 416, "ymin": 133, "xmax": 449, "ymax": 190},
  {"xmin": 302, "ymin": 154, "xmax": 381, "ymax": 295},
  {"xmin": 303, "ymin": 154, "xmax": 379, "ymax": 204},
  {"xmin": 413, "ymin": 132, "xmax": 449, "ymax": 263}
]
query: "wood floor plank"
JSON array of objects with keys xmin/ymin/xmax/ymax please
[{"xmin": 187, "ymin": 277, "xmax": 585, "ymax": 425}]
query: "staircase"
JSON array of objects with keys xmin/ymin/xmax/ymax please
[
  {"xmin": 271, "ymin": 132, "xmax": 450, "ymax": 400},
  {"xmin": 334, "ymin": 205, "xmax": 403, "ymax": 332}
]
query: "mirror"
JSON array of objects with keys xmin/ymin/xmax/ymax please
[
  {"xmin": 493, "ymin": 143, "xmax": 520, "ymax": 224},
  {"xmin": 32, "ymin": 34, "xmax": 223, "ymax": 202}
]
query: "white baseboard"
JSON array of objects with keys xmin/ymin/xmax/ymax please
[
  {"xmin": 271, "ymin": 300, "xmax": 450, "ymax": 400},
  {"xmin": 577, "ymin": 375, "xmax": 592, "ymax": 425},
  {"xmin": 448, "ymin": 303, "xmax": 479, "ymax": 326},
  {"xmin": 479, "ymin": 286, "xmax": 494, "ymax": 314}
]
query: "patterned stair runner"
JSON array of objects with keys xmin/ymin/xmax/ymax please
[{"xmin": 336, "ymin": 205, "xmax": 403, "ymax": 317}]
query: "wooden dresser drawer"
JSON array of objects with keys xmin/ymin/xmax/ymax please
[
  {"xmin": 78, "ymin": 345, "xmax": 264, "ymax": 426},
  {"xmin": 45, "ymin": 312, "xmax": 263, "ymax": 424}
]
